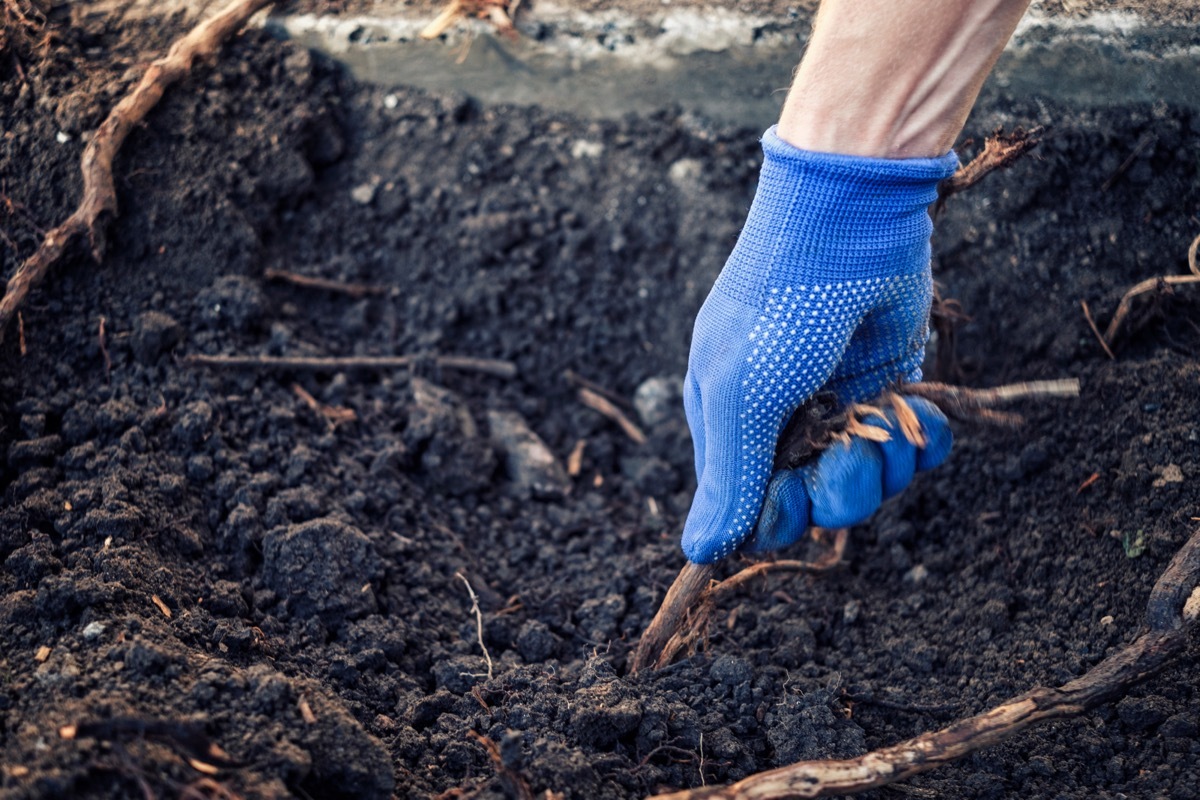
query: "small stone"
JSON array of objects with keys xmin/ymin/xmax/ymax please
[
  {"xmin": 904, "ymin": 564, "xmax": 929, "ymax": 585},
  {"xmin": 570, "ymin": 140, "xmax": 604, "ymax": 159},
  {"xmin": 667, "ymin": 158, "xmax": 703, "ymax": 186},
  {"xmin": 1116, "ymin": 695, "xmax": 1170, "ymax": 731},
  {"xmin": 383, "ymin": 94, "xmax": 398, "ymax": 109},
  {"xmin": 842, "ymin": 599, "xmax": 861, "ymax": 625},
  {"xmin": 404, "ymin": 380, "xmax": 494, "ymax": 495},
  {"xmin": 1100, "ymin": 615, "xmax": 1114, "ymax": 625},
  {"xmin": 488, "ymin": 410, "xmax": 569, "ymax": 500},
  {"xmin": 633, "ymin": 376, "xmax": 683, "ymax": 428},
  {"xmin": 81, "ymin": 621, "xmax": 107, "ymax": 641},
  {"xmin": 351, "ymin": 183, "xmax": 376, "ymax": 205},
  {"xmin": 1152, "ymin": 464, "xmax": 1184, "ymax": 488}
]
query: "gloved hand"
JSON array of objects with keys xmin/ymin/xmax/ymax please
[
  {"xmin": 682, "ymin": 127, "xmax": 958, "ymax": 565},
  {"xmin": 745, "ymin": 397, "xmax": 952, "ymax": 553}
]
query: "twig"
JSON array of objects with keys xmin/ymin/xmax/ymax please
[
  {"xmin": 420, "ymin": 0, "xmax": 517, "ymax": 40},
  {"xmin": 578, "ymin": 387, "xmax": 647, "ymax": 445},
  {"xmin": 1100, "ymin": 131, "xmax": 1156, "ymax": 192},
  {"xmin": 646, "ymin": 526, "xmax": 1200, "ymax": 800},
  {"xmin": 455, "ymin": 571, "xmax": 493, "ymax": 681},
  {"xmin": 901, "ymin": 379, "xmax": 1079, "ymax": 426},
  {"xmin": 631, "ymin": 561, "xmax": 715, "ymax": 675},
  {"xmin": 291, "ymin": 383, "xmax": 357, "ymax": 431},
  {"xmin": 182, "ymin": 352, "xmax": 517, "ymax": 379},
  {"xmin": 631, "ymin": 530, "xmax": 847, "ymax": 675},
  {"xmin": 708, "ymin": 530, "xmax": 849, "ymax": 602},
  {"xmin": 263, "ymin": 267, "xmax": 386, "ymax": 298},
  {"xmin": 565, "ymin": 369, "xmax": 635, "ymax": 411},
  {"xmin": 98, "ymin": 315, "xmax": 112, "ymax": 376},
  {"xmin": 1102, "ymin": 233, "xmax": 1200, "ymax": 347},
  {"xmin": 929, "ymin": 284, "xmax": 972, "ymax": 382},
  {"xmin": 1079, "ymin": 300, "xmax": 1115, "ymax": 359},
  {"xmin": 0, "ymin": 0, "xmax": 275, "ymax": 345},
  {"xmin": 935, "ymin": 126, "xmax": 1044, "ymax": 215},
  {"xmin": 297, "ymin": 696, "xmax": 316, "ymax": 725}
]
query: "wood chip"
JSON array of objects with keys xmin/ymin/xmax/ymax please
[
  {"xmin": 187, "ymin": 758, "xmax": 221, "ymax": 775},
  {"xmin": 566, "ymin": 439, "xmax": 586, "ymax": 477},
  {"xmin": 34, "ymin": 645, "xmax": 51, "ymax": 662},
  {"xmin": 577, "ymin": 387, "xmax": 646, "ymax": 445},
  {"xmin": 151, "ymin": 594, "xmax": 172, "ymax": 618},
  {"xmin": 298, "ymin": 696, "xmax": 317, "ymax": 725}
]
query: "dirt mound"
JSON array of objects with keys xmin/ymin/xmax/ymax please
[{"xmin": 0, "ymin": 7, "xmax": 1198, "ymax": 800}]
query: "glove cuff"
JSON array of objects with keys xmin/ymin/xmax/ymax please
[{"xmin": 713, "ymin": 126, "xmax": 958, "ymax": 306}]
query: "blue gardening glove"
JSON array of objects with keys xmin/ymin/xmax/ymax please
[
  {"xmin": 745, "ymin": 397, "xmax": 953, "ymax": 553},
  {"xmin": 682, "ymin": 127, "xmax": 957, "ymax": 565}
]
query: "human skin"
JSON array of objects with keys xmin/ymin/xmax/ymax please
[{"xmin": 778, "ymin": 0, "xmax": 1034, "ymax": 159}]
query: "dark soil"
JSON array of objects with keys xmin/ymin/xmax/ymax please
[{"xmin": 2, "ymin": 7, "xmax": 1200, "ymax": 800}]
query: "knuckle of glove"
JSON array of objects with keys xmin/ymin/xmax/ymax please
[{"xmin": 804, "ymin": 438, "xmax": 883, "ymax": 529}]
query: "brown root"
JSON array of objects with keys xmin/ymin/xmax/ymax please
[
  {"xmin": 1100, "ymin": 232, "xmax": 1200, "ymax": 348},
  {"xmin": 0, "ymin": 0, "xmax": 47, "ymax": 64},
  {"xmin": 935, "ymin": 126, "xmax": 1045, "ymax": 216},
  {"xmin": 0, "ymin": 0, "xmax": 276, "ymax": 346},
  {"xmin": 646, "ymin": 526, "xmax": 1200, "ymax": 800},
  {"xmin": 182, "ymin": 352, "xmax": 518, "ymax": 379},
  {"xmin": 929, "ymin": 283, "xmax": 973, "ymax": 382},
  {"xmin": 630, "ymin": 530, "xmax": 847, "ymax": 676},
  {"xmin": 632, "ymin": 379, "xmax": 1080, "ymax": 675}
]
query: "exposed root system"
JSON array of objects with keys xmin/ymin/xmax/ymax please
[
  {"xmin": 1101, "ymin": 231, "xmax": 1200, "ymax": 348},
  {"xmin": 646, "ymin": 525, "xmax": 1200, "ymax": 799},
  {"xmin": 632, "ymin": 379, "xmax": 1081, "ymax": 676},
  {"xmin": 0, "ymin": 0, "xmax": 274, "ymax": 345},
  {"xmin": 935, "ymin": 126, "xmax": 1045, "ymax": 215}
]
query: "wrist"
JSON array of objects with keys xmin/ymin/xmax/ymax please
[{"xmin": 776, "ymin": 0, "xmax": 1032, "ymax": 158}]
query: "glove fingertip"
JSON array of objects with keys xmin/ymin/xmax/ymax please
[
  {"xmin": 916, "ymin": 424, "xmax": 953, "ymax": 471},
  {"xmin": 682, "ymin": 470, "xmax": 770, "ymax": 565}
]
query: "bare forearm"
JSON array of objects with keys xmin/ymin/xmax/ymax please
[{"xmin": 778, "ymin": 0, "xmax": 1032, "ymax": 158}]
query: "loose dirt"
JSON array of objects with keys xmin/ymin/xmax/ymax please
[{"xmin": 0, "ymin": 5, "xmax": 1198, "ymax": 800}]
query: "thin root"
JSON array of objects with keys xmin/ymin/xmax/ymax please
[
  {"xmin": 1101, "ymin": 232, "xmax": 1200, "ymax": 347},
  {"xmin": 645, "ymin": 525, "xmax": 1200, "ymax": 800}
]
